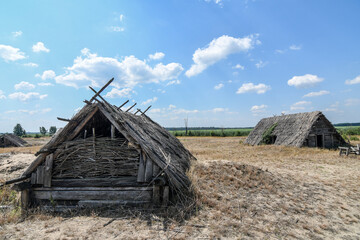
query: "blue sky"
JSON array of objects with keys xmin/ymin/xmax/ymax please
[{"xmin": 1, "ymin": 0, "xmax": 360, "ymax": 132}]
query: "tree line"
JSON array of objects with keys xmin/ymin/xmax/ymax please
[{"xmin": 13, "ymin": 123, "xmax": 57, "ymax": 137}]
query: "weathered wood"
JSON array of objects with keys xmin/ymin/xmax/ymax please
[
  {"xmin": 0, "ymin": 175, "xmax": 30, "ymax": 186},
  {"xmin": 88, "ymin": 78, "xmax": 114, "ymax": 103},
  {"xmin": 51, "ymin": 177, "xmax": 147, "ymax": 187},
  {"xmin": 68, "ymin": 106, "xmax": 99, "ymax": 141},
  {"xmin": 137, "ymin": 153, "xmax": 145, "ymax": 182},
  {"xmin": 78, "ymin": 200, "xmax": 151, "ymax": 207},
  {"xmin": 153, "ymin": 185, "xmax": 160, "ymax": 205},
  {"xmin": 92, "ymin": 128, "xmax": 96, "ymax": 155},
  {"xmin": 162, "ymin": 186, "xmax": 169, "ymax": 207},
  {"xmin": 142, "ymin": 105, "xmax": 152, "ymax": 115},
  {"xmin": 33, "ymin": 189, "xmax": 152, "ymax": 201},
  {"xmin": 84, "ymin": 130, "xmax": 87, "ymax": 139},
  {"xmin": 31, "ymin": 173, "xmax": 37, "ymax": 184},
  {"xmin": 57, "ymin": 117, "xmax": 72, "ymax": 122},
  {"xmin": 89, "ymin": 86, "xmax": 112, "ymax": 107},
  {"xmin": 153, "ymin": 164, "xmax": 160, "ymax": 177},
  {"xmin": 125, "ymin": 103, "xmax": 137, "ymax": 112},
  {"xmin": 22, "ymin": 153, "xmax": 46, "ymax": 177},
  {"xmin": 144, "ymin": 158, "xmax": 153, "ymax": 182},
  {"xmin": 43, "ymin": 154, "xmax": 54, "ymax": 187},
  {"xmin": 36, "ymin": 166, "xmax": 44, "ymax": 184},
  {"xmin": 118, "ymin": 100, "xmax": 129, "ymax": 110},
  {"xmin": 134, "ymin": 109, "xmax": 142, "ymax": 115},
  {"xmin": 111, "ymin": 125, "xmax": 115, "ymax": 139},
  {"xmin": 21, "ymin": 189, "xmax": 29, "ymax": 210}
]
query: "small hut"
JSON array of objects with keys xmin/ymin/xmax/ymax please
[
  {"xmin": 13, "ymin": 78, "xmax": 195, "ymax": 209},
  {"xmin": 0, "ymin": 134, "xmax": 29, "ymax": 148},
  {"xmin": 245, "ymin": 111, "xmax": 346, "ymax": 148}
]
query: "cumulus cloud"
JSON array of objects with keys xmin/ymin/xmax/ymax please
[
  {"xmin": 35, "ymin": 70, "xmax": 56, "ymax": 80},
  {"xmin": 212, "ymin": 108, "xmax": 227, "ymax": 113},
  {"xmin": 166, "ymin": 80, "xmax": 180, "ymax": 86},
  {"xmin": 290, "ymin": 101, "xmax": 311, "ymax": 111},
  {"xmin": 37, "ymin": 82, "xmax": 54, "ymax": 87},
  {"xmin": 149, "ymin": 52, "xmax": 165, "ymax": 60},
  {"xmin": 204, "ymin": 0, "xmax": 223, "ymax": 6},
  {"xmin": 32, "ymin": 42, "xmax": 50, "ymax": 53},
  {"xmin": 14, "ymin": 81, "xmax": 35, "ymax": 91},
  {"xmin": 288, "ymin": 74, "xmax": 323, "ymax": 88},
  {"xmin": 345, "ymin": 75, "xmax": 360, "ymax": 85},
  {"xmin": 119, "ymin": 14, "xmax": 124, "ymax": 22},
  {"xmin": 8, "ymin": 108, "xmax": 51, "ymax": 115},
  {"xmin": 12, "ymin": 31, "xmax": 23, "ymax": 38},
  {"xmin": 214, "ymin": 83, "xmax": 224, "ymax": 90},
  {"xmin": 303, "ymin": 90, "xmax": 330, "ymax": 98},
  {"xmin": 142, "ymin": 97, "xmax": 158, "ymax": 105},
  {"xmin": 236, "ymin": 83, "xmax": 271, "ymax": 94},
  {"xmin": 255, "ymin": 60, "xmax": 267, "ymax": 69},
  {"xmin": 344, "ymin": 98, "xmax": 360, "ymax": 106},
  {"xmin": 105, "ymin": 88, "xmax": 134, "ymax": 98},
  {"xmin": 186, "ymin": 35, "xmax": 258, "ymax": 77},
  {"xmin": 23, "ymin": 62, "xmax": 38, "ymax": 67},
  {"xmin": 233, "ymin": 64, "xmax": 244, "ymax": 70},
  {"xmin": 55, "ymin": 48, "xmax": 183, "ymax": 89},
  {"xmin": 289, "ymin": 44, "xmax": 301, "ymax": 50},
  {"xmin": 109, "ymin": 26, "xmax": 125, "ymax": 32},
  {"xmin": 0, "ymin": 44, "xmax": 26, "ymax": 61},
  {"xmin": 251, "ymin": 104, "xmax": 267, "ymax": 113},
  {"xmin": 8, "ymin": 92, "xmax": 47, "ymax": 102},
  {"xmin": 0, "ymin": 90, "xmax": 6, "ymax": 100}
]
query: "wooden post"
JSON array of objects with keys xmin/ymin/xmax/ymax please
[
  {"xmin": 31, "ymin": 173, "xmax": 37, "ymax": 184},
  {"xmin": 21, "ymin": 189, "xmax": 29, "ymax": 210},
  {"xmin": 92, "ymin": 128, "xmax": 96, "ymax": 156},
  {"xmin": 36, "ymin": 166, "xmax": 44, "ymax": 185},
  {"xmin": 144, "ymin": 158, "xmax": 153, "ymax": 182},
  {"xmin": 111, "ymin": 125, "xmax": 115, "ymax": 139},
  {"xmin": 137, "ymin": 153, "xmax": 145, "ymax": 182},
  {"xmin": 84, "ymin": 130, "xmax": 87, "ymax": 139},
  {"xmin": 43, "ymin": 154, "xmax": 53, "ymax": 187},
  {"xmin": 162, "ymin": 186, "xmax": 169, "ymax": 207},
  {"xmin": 153, "ymin": 185, "xmax": 160, "ymax": 205}
]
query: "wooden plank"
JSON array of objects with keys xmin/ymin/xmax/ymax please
[
  {"xmin": 43, "ymin": 154, "xmax": 54, "ymax": 187},
  {"xmin": 36, "ymin": 166, "xmax": 44, "ymax": 185},
  {"xmin": 67, "ymin": 106, "xmax": 99, "ymax": 141},
  {"xmin": 144, "ymin": 158, "xmax": 153, "ymax": 182},
  {"xmin": 33, "ymin": 186, "xmax": 152, "ymax": 191},
  {"xmin": 22, "ymin": 153, "xmax": 46, "ymax": 177},
  {"xmin": 137, "ymin": 153, "xmax": 145, "ymax": 182},
  {"xmin": 78, "ymin": 200, "xmax": 150, "ymax": 207},
  {"xmin": 162, "ymin": 186, "xmax": 169, "ymax": 207},
  {"xmin": 21, "ymin": 189, "xmax": 29, "ymax": 210},
  {"xmin": 88, "ymin": 78, "xmax": 114, "ymax": 103},
  {"xmin": 153, "ymin": 185, "xmax": 160, "ymax": 205},
  {"xmin": 31, "ymin": 173, "xmax": 37, "ymax": 184},
  {"xmin": 51, "ymin": 177, "xmax": 147, "ymax": 187},
  {"xmin": 33, "ymin": 189, "xmax": 152, "ymax": 201},
  {"xmin": 111, "ymin": 125, "xmax": 115, "ymax": 139}
]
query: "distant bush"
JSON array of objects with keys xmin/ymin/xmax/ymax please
[
  {"xmin": 350, "ymin": 136, "xmax": 359, "ymax": 141},
  {"xmin": 34, "ymin": 134, "xmax": 41, "ymax": 138},
  {"xmin": 170, "ymin": 128, "xmax": 252, "ymax": 137}
]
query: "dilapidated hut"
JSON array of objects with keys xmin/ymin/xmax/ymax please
[
  {"xmin": 245, "ymin": 111, "xmax": 346, "ymax": 148},
  {"xmin": 0, "ymin": 134, "xmax": 29, "ymax": 148},
  {"xmin": 12, "ymin": 78, "xmax": 195, "ymax": 209}
]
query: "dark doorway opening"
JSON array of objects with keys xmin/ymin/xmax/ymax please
[
  {"xmin": 316, "ymin": 135, "xmax": 323, "ymax": 148},
  {"xmin": 270, "ymin": 135, "xmax": 277, "ymax": 144}
]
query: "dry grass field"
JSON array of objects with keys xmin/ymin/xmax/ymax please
[{"xmin": 1, "ymin": 137, "xmax": 360, "ymax": 239}]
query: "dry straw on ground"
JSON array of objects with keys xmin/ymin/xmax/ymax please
[{"xmin": 0, "ymin": 136, "xmax": 359, "ymax": 239}]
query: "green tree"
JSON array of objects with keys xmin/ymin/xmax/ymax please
[
  {"xmin": 13, "ymin": 123, "xmax": 26, "ymax": 136},
  {"xmin": 49, "ymin": 126, "xmax": 57, "ymax": 136},
  {"xmin": 39, "ymin": 126, "xmax": 47, "ymax": 136}
]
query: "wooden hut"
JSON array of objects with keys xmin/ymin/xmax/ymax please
[
  {"xmin": 14, "ymin": 79, "xmax": 195, "ymax": 209},
  {"xmin": 245, "ymin": 111, "xmax": 346, "ymax": 148},
  {"xmin": 0, "ymin": 134, "xmax": 29, "ymax": 148}
]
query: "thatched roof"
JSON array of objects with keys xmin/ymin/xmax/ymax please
[
  {"xmin": 0, "ymin": 133, "xmax": 29, "ymax": 147},
  {"xmin": 23, "ymin": 101, "xmax": 195, "ymax": 192},
  {"xmin": 245, "ymin": 111, "xmax": 344, "ymax": 147}
]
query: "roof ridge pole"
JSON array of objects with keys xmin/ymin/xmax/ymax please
[
  {"xmin": 134, "ymin": 109, "xmax": 142, "ymax": 115},
  {"xmin": 88, "ymin": 77, "xmax": 114, "ymax": 103},
  {"xmin": 89, "ymin": 86, "xmax": 112, "ymax": 108},
  {"xmin": 125, "ymin": 103, "xmax": 137, "ymax": 112},
  {"xmin": 117, "ymin": 100, "xmax": 129, "ymax": 110}
]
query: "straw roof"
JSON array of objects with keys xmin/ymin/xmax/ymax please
[
  {"xmin": 24, "ymin": 101, "xmax": 195, "ymax": 192},
  {"xmin": 0, "ymin": 133, "xmax": 29, "ymax": 147},
  {"xmin": 245, "ymin": 111, "xmax": 345, "ymax": 147}
]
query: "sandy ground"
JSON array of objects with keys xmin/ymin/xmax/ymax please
[{"xmin": 0, "ymin": 137, "xmax": 359, "ymax": 239}]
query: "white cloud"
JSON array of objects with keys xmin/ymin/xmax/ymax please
[
  {"xmin": 37, "ymin": 82, "xmax": 54, "ymax": 87},
  {"xmin": 233, "ymin": 64, "xmax": 244, "ymax": 70},
  {"xmin": 35, "ymin": 70, "xmax": 56, "ymax": 80},
  {"xmin": 110, "ymin": 26, "xmax": 125, "ymax": 32},
  {"xmin": 105, "ymin": 88, "xmax": 133, "ymax": 98},
  {"xmin": 142, "ymin": 97, "xmax": 158, "ymax": 105},
  {"xmin": 23, "ymin": 62, "xmax": 38, "ymax": 67},
  {"xmin": 204, "ymin": 0, "xmax": 223, "ymax": 6},
  {"xmin": 0, "ymin": 44, "xmax": 26, "ymax": 61},
  {"xmin": 14, "ymin": 81, "xmax": 35, "ymax": 91},
  {"xmin": 186, "ymin": 35, "xmax": 258, "ymax": 77},
  {"xmin": 289, "ymin": 44, "xmax": 301, "ymax": 50},
  {"xmin": 8, "ymin": 92, "xmax": 48, "ymax": 102},
  {"xmin": 287, "ymin": 74, "xmax": 323, "ymax": 88},
  {"xmin": 149, "ymin": 52, "xmax": 165, "ymax": 60},
  {"xmin": 0, "ymin": 90, "xmax": 6, "ymax": 100},
  {"xmin": 8, "ymin": 108, "xmax": 52, "ymax": 115},
  {"xmin": 214, "ymin": 83, "xmax": 224, "ymax": 90},
  {"xmin": 168, "ymin": 104, "xmax": 176, "ymax": 110},
  {"xmin": 236, "ymin": 83, "xmax": 271, "ymax": 94},
  {"xmin": 150, "ymin": 108, "xmax": 161, "ymax": 113},
  {"xmin": 255, "ymin": 60, "xmax": 267, "ymax": 69},
  {"xmin": 166, "ymin": 80, "xmax": 180, "ymax": 86},
  {"xmin": 55, "ymin": 48, "xmax": 183, "ymax": 89},
  {"xmin": 344, "ymin": 98, "xmax": 360, "ymax": 106},
  {"xmin": 119, "ymin": 14, "xmax": 124, "ymax": 22},
  {"xmin": 251, "ymin": 104, "xmax": 267, "ymax": 113},
  {"xmin": 32, "ymin": 42, "xmax": 50, "ymax": 53},
  {"xmin": 345, "ymin": 75, "xmax": 360, "ymax": 85},
  {"xmin": 290, "ymin": 101, "xmax": 311, "ymax": 111},
  {"xmin": 12, "ymin": 31, "xmax": 23, "ymax": 38},
  {"xmin": 212, "ymin": 108, "xmax": 226, "ymax": 113},
  {"xmin": 303, "ymin": 90, "xmax": 330, "ymax": 98}
]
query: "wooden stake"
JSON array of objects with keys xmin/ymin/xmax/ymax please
[
  {"xmin": 43, "ymin": 154, "xmax": 54, "ymax": 188},
  {"xmin": 144, "ymin": 158, "xmax": 153, "ymax": 182},
  {"xmin": 118, "ymin": 100, "xmax": 129, "ymax": 110},
  {"xmin": 21, "ymin": 189, "xmax": 29, "ymax": 211},
  {"xmin": 92, "ymin": 128, "xmax": 96, "ymax": 156},
  {"xmin": 88, "ymin": 78, "xmax": 114, "ymax": 103},
  {"xmin": 142, "ymin": 105, "xmax": 152, "ymax": 115},
  {"xmin": 125, "ymin": 103, "xmax": 136, "ymax": 112},
  {"xmin": 162, "ymin": 186, "xmax": 169, "ymax": 207},
  {"xmin": 111, "ymin": 125, "xmax": 115, "ymax": 139},
  {"xmin": 137, "ymin": 153, "xmax": 145, "ymax": 182}
]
